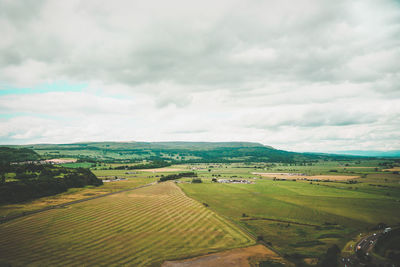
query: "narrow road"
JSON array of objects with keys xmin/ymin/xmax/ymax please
[
  {"xmin": 340, "ymin": 230, "xmax": 396, "ymax": 267},
  {"xmin": 0, "ymin": 182, "xmax": 156, "ymax": 224}
]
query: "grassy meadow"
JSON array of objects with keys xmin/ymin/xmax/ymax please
[
  {"xmin": 179, "ymin": 170, "xmax": 400, "ymax": 260},
  {"xmin": 0, "ymin": 182, "xmax": 254, "ymax": 266}
]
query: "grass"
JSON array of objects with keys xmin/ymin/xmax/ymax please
[
  {"xmin": 0, "ymin": 182, "xmax": 254, "ymax": 266},
  {"xmin": 0, "ymin": 167, "xmax": 195, "ymax": 218},
  {"xmin": 0, "ymin": 176, "xmax": 156, "ymax": 218},
  {"xmin": 179, "ymin": 174, "xmax": 400, "ymax": 258},
  {"xmin": 59, "ymin": 162, "xmax": 94, "ymax": 168},
  {"xmin": 1, "ymin": 160, "xmax": 399, "ymax": 265}
]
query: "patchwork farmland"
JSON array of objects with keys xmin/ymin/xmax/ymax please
[
  {"xmin": 0, "ymin": 182, "xmax": 254, "ymax": 266},
  {"xmin": 179, "ymin": 175, "xmax": 400, "ymax": 262},
  {"xmin": 1, "ymin": 144, "xmax": 400, "ymax": 266}
]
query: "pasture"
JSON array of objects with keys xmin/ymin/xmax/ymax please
[
  {"xmin": 0, "ymin": 182, "xmax": 254, "ymax": 266},
  {"xmin": 179, "ymin": 173, "xmax": 400, "ymax": 260}
]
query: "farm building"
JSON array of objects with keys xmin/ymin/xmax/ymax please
[{"xmin": 217, "ymin": 179, "xmax": 254, "ymax": 184}]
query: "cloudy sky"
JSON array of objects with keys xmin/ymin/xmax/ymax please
[{"xmin": 0, "ymin": 0, "xmax": 399, "ymax": 152}]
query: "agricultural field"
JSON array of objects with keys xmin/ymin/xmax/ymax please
[
  {"xmin": 1, "ymin": 145, "xmax": 400, "ymax": 266},
  {"xmin": 162, "ymin": 244, "xmax": 289, "ymax": 267},
  {"xmin": 0, "ymin": 182, "xmax": 255, "ymax": 266},
  {"xmin": 179, "ymin": 170, "xmax": 400, "ymax": 263},
  {"xmin": 0, "ymin": 176, "xmax": 156, "ymax": 218},
  {"xmin": 59, "ymin": 162, "xmax": 95, "ymax": 168},
  {"xmin": 0, "ymin": 166, "xmax": 188, "ymax": 218}
]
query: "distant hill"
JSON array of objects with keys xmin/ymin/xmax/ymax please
[
  {"xmin": 2, "ymin": 141, "xmax": 362, "ymax": 163},
  {"xmin": 333, "ymin": 150, "xmax": 400, "ymax": 158}
]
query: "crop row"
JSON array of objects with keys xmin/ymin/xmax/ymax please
[{"xmin": 0, "ymin": 182, "xmax": 253, "ymax": 266}]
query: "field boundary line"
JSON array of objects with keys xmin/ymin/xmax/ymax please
[
  {"xmin": 240, "ymin": 217, "xmax": 320, "ymax": 227},
  {"xmin": 219, "ymin": 214, "xmax": 286, "ymax": 257},
  {"xmin": 0, "ymin": 182, "xmax": 156, "ymax": 224}
]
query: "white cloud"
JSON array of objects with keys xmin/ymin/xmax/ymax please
[{"xmin": 231, "ymin": 48, "xmax": 277, "ymax": 64}]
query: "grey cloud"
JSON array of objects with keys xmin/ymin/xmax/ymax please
[
  {"xmin": 244, "ymin": 109, "xmax": 379, "ymax": 130},
  {"xmin": 0, "ymin": 50, "xmax": 22, "ymax": 65},
  {"xmin": 1, "ymin": 0, "xmax": 400, "ymax": 150},
  {"xmin": 2, "ymin": 0, "xmax": 399, "ymax": 90},
  {"xmin": 0, "ymin": 0, "xmax": 45, "ymax": 26},
  {"xmin": 155, "ymin": 94, "xmax": 192, "ymax": 108}
]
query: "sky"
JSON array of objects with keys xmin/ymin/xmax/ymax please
[{"xmin": 0, "ymin": 0, "xmax": 400, "ymax": 152}]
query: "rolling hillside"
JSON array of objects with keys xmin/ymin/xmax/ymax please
[{"xmin": 6, "ymin": 141, "xmax": 361, "ymax": 163}]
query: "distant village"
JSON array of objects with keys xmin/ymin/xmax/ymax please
[
  {"xmin": 216, "ymin": 179, "xmax": 254, "ymax": 184},
  {"xmin": 101, "ymin": 178, "xmax": 127, "ymax": 183},
  {"xmin": 98, "ymin": 176, "xmax": 128, "ymax": 183},
  {"xmin": 12, "ymin": 158, "xmax": 77, "ymax": 165}
]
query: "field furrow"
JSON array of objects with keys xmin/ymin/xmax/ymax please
[{"xmin": 0, "ymin": 181, "xmax": 254, "ymax": 266}]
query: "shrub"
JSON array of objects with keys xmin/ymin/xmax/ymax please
[
  {"xmin": 159, "ymin": 172, "xmax": 197, "ymax": 182},
  {"xmin": 192, "ymin": 178, "xmax": 202, "ymax": 183}
]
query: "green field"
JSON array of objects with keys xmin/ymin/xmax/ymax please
[
  {"xmin": 1, "ymin": 145, "xmax": 400, "ymax": 266},
  {"xmin": 0, "ymin": 182, "xmax": 254, "ymax": 266},
  {"xmin": 59, "ymin": 162, "xmax": 95, "ymax": 168},
  {"xmin": 179, "ymin": 173, "xmax": 400, "ymax": 260}
]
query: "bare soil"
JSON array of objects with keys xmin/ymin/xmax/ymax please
[
  {"xmin": 383, "ymin": 167, "xmax": 400, "ymax": 172},
  {"xmin": 44, "ymin": 158, "xmax": 77, "ymax": 164},
  {"xmin": 161, "ymin": 244, "xmax": 288, "ymax": 267},
  {"xmin": 312, "ymin": 175, "xmax": 359, "ymax": 181},
  {"xmin": 303, "ymin": 258, "xmax": 318, "ymax": 265}
]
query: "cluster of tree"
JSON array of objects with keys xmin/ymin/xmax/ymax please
[
  {"xmin": 318, "ymin": 244, "xmax": 341, "ymax": 267},
  {"xmin": 159, "ymin": 172, "xmax": 197, "ymax": 182},
  {"xmin": 0, "ymin": 167, "xmax": 102, "ymax": 204},
  {"xmin": 0, "ymin": 162, "xmax": 68, "ymax": 178},
  {"xmin": 191, "ymin": 178, "xmax": 202, "ymax": 183},
  {"xmin": 0, "ymin": 147, "xmax": 40, "ymax": 163},
  {"xmin": 112, "ymin": 160, "xmax": 171, "ymax": 170},
  {"xmin": 374, "ymin": 228, "xmax": 400, "ymax": 262}
]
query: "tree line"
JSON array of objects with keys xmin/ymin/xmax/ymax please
[
  {"xmin": 112, "ymin": 160, "xmax": 171, "ymax": 170},
  {"xmin": 159, "ymin": 172, "xmax": 197, "ymax": 182},
  {"xmin": 0, "ymin": 165, "xmax": 102, "ymax": 204}
]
